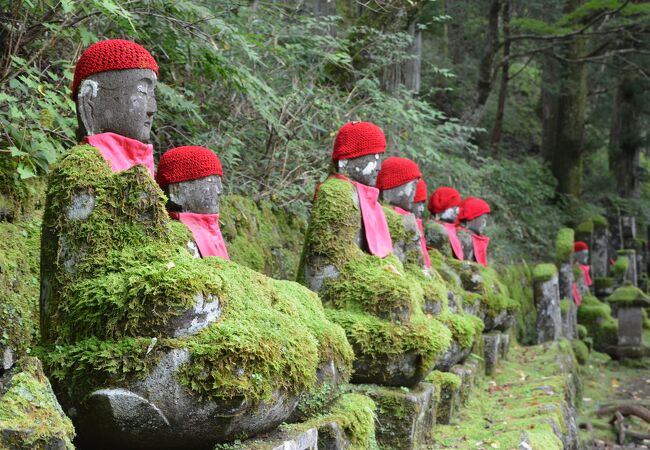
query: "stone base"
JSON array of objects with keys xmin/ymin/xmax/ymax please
[
  {"xmin": 483, "ymin": 333, "xmax": 502, "ymax": 376},
  {"xmin": 616, "ymin": 345, "xmax": 646, "ymax": 359},
  {"xmin": 235, "ymin": 427, "xmax": 318, "ymax": 450},
  {"xmin": 350, "ymin": 383, "xmax": 435, "ymax": 450},
  {"xmin": 499, "ymin": 332, "xmax": 511, "ymax": 359},
  {"xmin": 452, "ymin": 358, "xmax": 480, "ymax": 406}
]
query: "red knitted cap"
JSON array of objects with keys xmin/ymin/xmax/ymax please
[
  {"xmin": 156, "ymin": 146, "xmax": 223, "ymax": 188},
  {"xmin": 428, "ymin": 187, "xmax": 461, "ymax": 214},
  {"xmin": 574, "ymin": 241, "xmax": 589, "ymax": 252},
  {"xmin": 414, "ymin": 179, "xmax": 427, "ymax": 203},
  {"xmin": 376, "ymin": 157, "xmax": 422, "ymax": 191},
  {"xmin": 458, "ymin": 197, "xmax": 491, "ymax": 222},
  {"xmin": 332, "ymin": 122, "xmax": 386, "ymax": 162},
  {"xmin": 72, "ymin": 39, "xmax": 159, "ymax": 98}
]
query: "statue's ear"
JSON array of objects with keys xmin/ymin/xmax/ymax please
[{"xmin": 77, "ymin": 79, "xmax": 98, "ymax": 136}]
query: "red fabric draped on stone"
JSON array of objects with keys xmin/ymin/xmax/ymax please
[
  {"xmin": 84, "ymin": 132, "xmax": 154, "ymax": 176},
  {"xmin": 472, "ymin": 233, "xmax": 490, "ymax": 267},
  {"xmin": 442, "ymin": 222, "xmax": 464, "ymax": 261},
  {"xmin": 169, "ymin": 212, "xmax": 229, "ymax": 260},
  {"xmin": 572, "ymin": 282, "xmax": 581, "ymax": 306},
  {"xmin": 314, "ymin": 174, "xmax": 392, "ymax": 258},
  {"xmin": 580, "ymin": 264, "xmax": 592, "ymax": 286}
]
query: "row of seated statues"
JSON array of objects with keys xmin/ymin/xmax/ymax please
[{"xmin": 38, "ymin": 39, "xmax": 502, "ymax": 449}]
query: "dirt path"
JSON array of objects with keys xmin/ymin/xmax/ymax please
[{"xmin": 579, "ymin": 330, "xmax": 650, "ymax": 449}]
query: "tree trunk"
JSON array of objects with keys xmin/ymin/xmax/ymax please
[
  {"xmin": 403, "ymin": 19, "xmax": 422, "ymax": 93},
  {"xmin": 609, "ymin": 76, "xmax": 643, "ymax": 198},
  {"xmin": 490, "ymin": 0, "xmax": 510, "ymax": 148}
]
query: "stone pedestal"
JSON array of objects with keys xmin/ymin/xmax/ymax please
[
  {"xmin": 351, "ymin": 383, "xmax": 435, "ymax": 450},
  {"xmin": 616, "ymin": 249, "xmax": 638, "ymax": 287},
  {"xmin": 534, "ymin": 272, "xmax": 562, "ymax": 343},
  {"xmin": 621, "ymin": 215, "xmax": 637, "ymax": 247},
  {"xmin": 594, "ymin": 277, "xmax": 614, "ymax": 300},
  {"xmin": 558, "ymin": 262, "xmax": 574, "ymax": 303},
  {"xmin": 451, "ymin": 358, "xmax": 480, "ymax": 405},
  {"xmin": 499, "ymin": 332, "xmax": 511, "ymax": 359},
  {"xmin": 483, "ymin": 333, "xmax": 501, "ymax": 376},
  {"xmin": 591, "ymin": 222, "xmax": 609, "ymax": 278},
  {"xmin": 617, "ymin": 306, "xmax": 644, "ymax": 358},
  {"xmin": 560, "ymin": 299, "xmax": 578, "ymax": 341},
  {"xmin": 435, "ymin": 380, "xmax": 460, "ymax": 425}
]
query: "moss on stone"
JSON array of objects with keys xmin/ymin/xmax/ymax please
[
  {"xmin": 0, "ymin": 217, "xmax": 41, "ymax": 357},
  {"xmin": 555, "ymin": 228, "xmax": 575, "ymax": 263},
  {"xmin": 532, "ymin": 263, "xmax": 557, "ymax": 282},
  {"xmin": 502, "ymin": 264, "xmax": 536, "ymax": 345},
  {"xmin": 383, "ymin": 205, "xmax": 409, "ymax": 246},
  {"xmin": 424, "ymin": 220, "xmax": 453, "ymax": 258},
  {"xmin": 607, "ymin": 283, "xmax": 650, "ymax": 304},
  {"xmin": 577, "ymin": 324, "xmax": 588, "ymax": 340},
  {"xmin": 425, "ymin": 370, "xmax": 462, "ymax": 391},
  {"xmin": 577, "ymin": 296, "xmax": 618, "ymax": 353},
  {"xmin": 0, "ymin": 357, "xmax": 75, "ymax": 449},
  {"xmin": 572, "ymin": 340, "xmax": 589, "ymax": 365},
  {"xmin": 439, "ymin": 311, "xmax": 484, "ymax": 348},
  {"xmin": 594, "ymin": 277, "xmax": 614, "ymax": 289},
  {"xmin": 39, "ymin": 145, "xmax": 348, "ymax": 407},
  {"xmin": 575, "ymin": 220, "xmax": 593, "ymax": 235},
  {"xmin": 591, "ymin": 215, "xmax": 608, "ymax": 229},
  {"xmin": 220, "ymin": 195, "xmax": 306, "ymax": 280},
  {"xmin": 611, "ymin": 256, "xmax": 629, "ymax": 277},
  {"xmin": 476, "ymin": 264, "xmax": 519, "ymax": 318},
  {"xmin": 560, "ymin": 299, "xmax": 571, "ymax": 315}
]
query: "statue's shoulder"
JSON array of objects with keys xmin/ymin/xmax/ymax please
[{"xmin": 313, "ymin": 177, "xmax": 356, "ymax": 210}]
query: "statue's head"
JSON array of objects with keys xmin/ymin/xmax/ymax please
[
  {"xmin": 413, "ymin": 179, "xmax": 427, "ymax": 219},
  {"xmin": 458, "ymin": 197, "xmax": 491, "ymax": 235},
  {"xmin": 156, "ymin": 146, "xmax": 223, "ymax": 214},
  {"xmin": 332, "ymin": 121, "xmax": 386, "ymax": 186},
  {"xmin": 73, "ymin": 39, "xmax": 159, "ymax": 143},
  {"xmin": 376, "ymin": 156, "xmax": 422, "ymax": 212},
  {"xmin": 574, "ymin": 241, "xmax": 589, "ymax": 265},
  {"xmin": 428, "ymin": 187, "xmax": 462, "ymax": 223}
]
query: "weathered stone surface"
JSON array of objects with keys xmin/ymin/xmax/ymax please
[
  {"xmin": 561, "ymin": 298, "xmax": 578, "ymax": 340},
  {"xmin": 435, "ymin": 380, "xmax": 460, "ymax": 425},
  {"xmin": 558, "ymin": 262, "xmax": 573, "ymax": 303},
  {"xmin": 434, "ymin": 341, "xmax": 473, "ymax": 372},
  {"xmin": 351, "ymin": 348, "xmax": 430, "ymax": 387},
  {"xmin": 499, "ymin": 332, "xmax": 511, "ymax": 359},
  {"xmin": 236, "ymin": 427, "xmax": 319, "ymax": 450},
  {"xmin": 0, "ymin": 357, "xmax": 75, "ymax": 450},
  {"xmin": 351, "ymin": 383, "xmax": 435, "ymax": 450},
  {"xmin": 616, "ymin": 306, "xmax": 644, "ymax": 358},
  {"xmin": 483, "ymin": 333, "xmax": 501, "ymax": 376},
  {"xmin": 316, "ymin": 421, "xmax": 349, "ymax": 450},
  {"xmin": 591, "ymin": 225, "xmax": 609, "ymax": 279},
  {"xmin": 534, "ymin": 274, "xmax": 562, "ymax": 343},
  {"xmin": 456, "ymin": 228, "xmax": 474, "ymax": 261}
]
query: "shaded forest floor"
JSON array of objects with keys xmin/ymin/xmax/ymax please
[{"xmin": 579, "ymin": 330, "xmax": 650, "ymax": 450}]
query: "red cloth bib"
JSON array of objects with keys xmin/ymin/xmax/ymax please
[
  {"xmin": 580, "ymin": 264, "xmax": 592, "ymax": 286},
  {"xmin": 169, "ymin": 212, "xmax": 229, "ymax": 260},
  {"xmin": 84, "ymin": 132, "xmax": 154, "ymax": 176},
  {"xmin": 441, "ymin": 222, "xmax": 464, "ymax": 261},
  {"xmin": 471, "ymin": 233, "xmax": 490, "ymax": 267},
  {"xmin": 315, "ymin": 174, "xmax": 392, "ymax": 258},
  {"xmin": 572, "ymin": 282, "xmax": 581, "ymax": 306},
  {"xmin": 391, "ymin": 207, "xmax": 431, "ymax": 269}
]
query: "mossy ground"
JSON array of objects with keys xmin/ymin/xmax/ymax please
[
  {"xmin": 429, "ymin": 342, "xmax": 577, "ymax": 449},
  {"xmin": 0, "ymin": 357, "xmax": 75, "ymax": 449}
]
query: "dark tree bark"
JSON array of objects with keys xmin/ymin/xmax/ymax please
[
  {"xmin": 609, "ymin": 75, "xmax": 644, "ymax": 198},
  {"xmin": 490, "ymin": 0, "xmax": 510, "ymax": 148},
  {"xmin": 403, "ymin": 19, "xmax": 422, "ymax": 93}
]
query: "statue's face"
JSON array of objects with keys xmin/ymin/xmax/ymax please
[
  {"xmin": 338, "ymin": 153, "xmax": 382, "ymax": 186},
  {"xmin": 382, "ymin": 179, "xmax": 418, "ymax": 212},
  {"xmin": 575, "ymin": 249, "xmax": 589, "ymax": 265},
  {"xmin": 439, "ymin": 206, "xmax": 459, "ymax": 223},
  {"xmin": 77, "ymin": 69, "xmax": 157, "ymax": 142},
  {"xmin": 413, "ymin": 202, "xmax": 425, "ymax": 219},
  {"xmin": 167, "ymin": 175, "xmax": 223, "ymax": 215},
  {"xmin": 465, "ymin": 214, "xmax": 488, "ymax": 235}
]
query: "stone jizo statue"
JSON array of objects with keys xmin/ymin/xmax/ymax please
[
  {"xmin": 413, "ymin": 178, "xmax": 427, "ymax": 219},
  {"xmin": 425, "ymin": 186, "xmax": 464, "ymax": 260},
  {"xmin": 156, "ymin": 145, "xmax": 228, "ymax": 260},
  {"xmin": 458, "ymin": 197, "xmax": 491, "ymax": 266}
]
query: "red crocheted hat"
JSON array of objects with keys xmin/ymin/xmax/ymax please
[
  {"xmin": 428, "ymin": 187, "xmax": 461, "ymax": 214},
  {"xmin": 72, "ymin": 39, "xmax": 159, "ymax": 98},
  {"xmin": 156, "ymin": 146, "xmax": 223, "ymax": 188},
  {"xmin": 332, "ymin": 122, "xmax": 386, "ymax": 163},
  {"xmin": 458, "ymin": 197, "xmax": 491, "ymax": 222},
  {"xmin": 414, "ymin": 179, "xmax": 427, "ymax": 203},
  {"xmin": 574, "ymin": 241, "xmax": 589, "ymax": 252},
  {"xmin": 376, "ymin": 157, "xmax": 422, "ymax": 191}
]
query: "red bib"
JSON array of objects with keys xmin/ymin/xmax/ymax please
[
  {"xmin": 315, "ymin": 174, "xmax": 392, "ymax": 258},
  {"xmin": 580, "ymin": 264, "xmax": 592, "ymax": 286},
  {"xmin": 441, "ymin": 222, "xmax": 464, "ymax": 261},
  {"xmin": 572, "ymin": 282, "xmax": 581, "ymax": 306},
  {"xmin": 472, "ymin": 233, "xmax": 490, "ymax": 267},
  {"xmin": 169, "ymin": 212, "xmax": 229, "ymax": 260},
  {"xmin": 84, "ymin": 132, "xmax": 154, "ymax": 176}
]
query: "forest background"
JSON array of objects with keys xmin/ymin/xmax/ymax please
[{"xmin": 0, "ymin": 0, "xmax": 649, "ymax": 264}]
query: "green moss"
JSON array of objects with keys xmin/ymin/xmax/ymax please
[
  {"xmin": 575, "ymin": 220, "xmax": 593, "ymax": 234},
  {"xmin": 571, "ymin": 340, "xmax": 589, "ymax": 365},
  {"xmin": 577, "ymin": 324, "xmax": 588, "ymax": 339},
  {"xmin": 559, "ymin": 299, "xmax": 571, "ymax": 315},
  {"xmin": 0, "ymin": 217, "xmax": 41, "ymax": 357},
  {"xmin": 594, "ymin": 277, "xmax": 613, "ymax": 289},
  {"xmin": 0, "ymin": 357, "xmax": 75, "ymax": 449},
  {"xmin": 476, "ymin": 264, "xmax": 519, "ymax": 318},
  {"xmin": 577, "ymin": 296, "xmax": 618, "ymax": 353},
  {"xmin": 424, "ymin": 220, "xmax": 453, "ymax": 257},
  {"xmin": 502, "ymin": 264, "xmax": 536, "ymax": 345},
  {"xmin": 39, "ymin": 145, "xmax": 349, "ymax": 406},
  {"xmin": 425, "ymin": 370, "xmax": 462, "ymax": 390},
  {"xmin": 439, "ymin": 311, "xmax": 484, "ymax": 348},
  {"xmin": 591, "ymin": 215, "xmax": 608, "ymax": 229},
  {"xmin": 220, "ymin": 195, "xmax": 306, "ymax": 279},
  {"xmin": 555, "ymin": 228, "xmax": 575, "ymax": 263},
  {"xmin": 383, "ymin": 205, "xmax": 409, "ymax": 245},
  {"xmin": 607, "ymin": 283, "xmax": 650, "ymax": 305},
  {"xmin": 287, "ymin": 393, "xmax": 378, "ymax": 450},
  {"xmin": 532, "ymin": 263, "xmax": 557, "ymax": 282},
  {"xmin": 611, "ymin": 256, "xmax": 629, "ymax": 277}
]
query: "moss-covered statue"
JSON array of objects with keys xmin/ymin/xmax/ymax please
[
  {"xmin": 457, "ymin": 197, "xmax": 491, "ymax": 267},
  {"xmin": 298, "ymin": 122, "xmax": 451, "ymax": 387},
  {"xmin": 377, "ymin": 161, "xmax": 482, "ymax": 370},
  {"xmin": 574, "ymin": 241, "xmax": 592, "ymax": 297},
  {"xmin": 425, "ymin": 187, "xmax": 464, "ymax": 261},
  {"xmin": 39, "ymin": 39, "xmax": 352, "ymax": 449}
]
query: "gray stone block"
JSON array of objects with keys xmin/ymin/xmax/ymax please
[
  {"xmin": 534, "ymin": 274, "xmax": 562, "ymax": 343},
  {"xmin": 483, "ymin": 333, "xmax": 501, "ymax": 376}
]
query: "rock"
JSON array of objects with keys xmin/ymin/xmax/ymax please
[
  {"xmin": 483, "ymin": 333, "xmax": 501, "ymax": 376},
  {"xmin": 351, "ymin": 383, "xmax": 435, "ymax": 450},
  {"xmin": 0, "ymin": 357, "xmax": 75, "ymax": 450},
  {"xmin": 351, "ymin": 348, "xmax": 430, "ymax": 387},
  {"xmin": 434, "ymin": 341, "xmax": 473, "ymax": 372},
  {"xmin": 499, "ymin": 332, "xmax": 511, "ymax": 359},
  {"xmin": 533, "ymin": 269, "xmax": 562, "ymax": 343}
]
